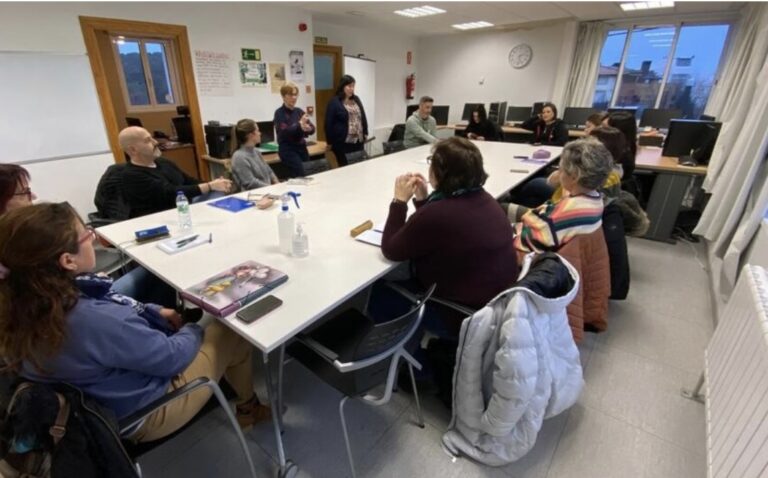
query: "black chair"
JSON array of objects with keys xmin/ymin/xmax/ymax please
[
  {"xmin": 602, "ymin": 202, "xmax": 630, "ymax": 300},
  {"xmin": 344, "ymin": 150, "xmax": 369, "ymax": 165},
  {"xmin": 288, "ymin": 284, "xmax": 436, "ymax": 478},
  {"xmin": 91, "ymin": 163, "xmax": 130, "ymax": 226},
  {"xmin": 388, "ymin": 124, "xmax": 406, "ymax": 142},
  {"xmin": 382, "ymin": 140, "xmax": 406, "ymax": 155}
]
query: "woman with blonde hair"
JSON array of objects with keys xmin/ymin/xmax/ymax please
[{"xmin": 274, "ymin": 82, "xmax": 315, "ymax": 177}]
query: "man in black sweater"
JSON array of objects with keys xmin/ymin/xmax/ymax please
[{"xmin": 118, "ymin": 127, "xmax": 232, "ymax": 218}]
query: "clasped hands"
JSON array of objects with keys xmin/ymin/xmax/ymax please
[
  {"xmin": 299, "ymin": 113, "xmax": 313, "ymax": 132},
  {"xmin": 394, "ymin": 172, "xmax": 429, "ymax": 203}
]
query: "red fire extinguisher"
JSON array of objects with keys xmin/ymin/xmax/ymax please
[{"xmin": 406, "ymin": 74, "xmax": 415, "ymax": 100}]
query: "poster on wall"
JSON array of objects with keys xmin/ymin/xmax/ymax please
[
  {"xmin": 269, "ymin": 63, "xmax": 287, "ymax": 94},
  {"xmin": 289, "ymin": 51, "xmax": 304, "ymax": 82},
  {"xmin": 194, "ymin": 50, "xmax": 233, "ymax": 96},
  {"xmin": 239, "ymin": 61, "xmax": 267, "ymax": 87}
]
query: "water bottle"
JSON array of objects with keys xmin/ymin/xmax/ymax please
[
  {"xmin": 278, "ymin": 194, "xmax": 295, "ymax": 254},
  {"xmin": 176, "ymin": 191, "xmax": 192, "ymax": 230},
  {"xmin": 292, "ymin": 223, "xmax": 309, "ymax": 257}
]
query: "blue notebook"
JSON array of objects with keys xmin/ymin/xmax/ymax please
[{"xmin": 208, "ymin": 197, "xmax": 255, "ymax": 213}]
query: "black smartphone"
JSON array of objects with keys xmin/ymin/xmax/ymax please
[{"xmin": 236, "ymin": 295, "xmax": 283, "ymax": 324}]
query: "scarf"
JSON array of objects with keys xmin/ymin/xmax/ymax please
[{"xmin": 426, "ymin": 186, "xmax": 483, "ymax": 204}]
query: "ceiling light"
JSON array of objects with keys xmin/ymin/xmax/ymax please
[
  {"xmin": 620, "ymin": 1, "xmax": 674, "ymax": 12},
  {"xmin": 452, "ymin": 21, "xmax": 494, "ymax": 30},
  {"xmin": 394, "ymin": 5, "xmax": 446, "ymax": 18}
]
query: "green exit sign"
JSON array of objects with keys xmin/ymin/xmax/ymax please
[
  {"xmin": 314, "ymin": 36, "xmax": 328, "ymax": 45},
  {"xmin": 241, "ymin": 48, "xmax": 261, "ymax": 61}
]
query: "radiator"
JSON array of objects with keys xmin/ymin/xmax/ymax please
[{"xmin": 705, "ymin": 264, "xmax": 768, "ymax": 478}]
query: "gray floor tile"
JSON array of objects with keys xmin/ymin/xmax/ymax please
[
  {"xmin": 546, "ymin": 404, "xmax": 705, "ymax": 478},
  {"xmin": 580, "ymin": 343, "xmax": 706, "ymax": 455}
]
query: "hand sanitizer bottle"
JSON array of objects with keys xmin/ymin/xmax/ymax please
[
  {"xmin": 278, "ymin": 194, "xmax": 294, "ymax": 254},
  {"xmin": 292, "ymin": 223, "xmax": 309, "ymax": 257}
]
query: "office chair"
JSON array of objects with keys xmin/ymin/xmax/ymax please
[
  {"xmin": 388, "ymin": 124, "xmax": 406, "ymax": 142},
  {"xmin": 288, "ymin": 284, "xmax": 437, "ymax": 478},
  {"xmin": 382, "ymin": 140, "xmax": 405, "ymax": 155},
  {"xmin": 344, "ymin": 150, "xmax": 369, "ymax": 165}
]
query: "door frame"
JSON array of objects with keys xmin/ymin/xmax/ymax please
[{"xmin": 79, "ymin": 16, "xmax": 210, "ymax": 180}]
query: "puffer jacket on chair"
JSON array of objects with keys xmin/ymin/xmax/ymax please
[
  {"xmin": 557, "ymin": 227, "xmax": 611, "ymax": 341},
  {"xmin": 442, "ymin": 253, "xmax": 583, "ymax": 466}
]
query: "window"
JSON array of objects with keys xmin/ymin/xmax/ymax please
[
  {"xmin": 112, "ymin": 36, "xmax": 182, "ymax": 111},
  {"xmin": 592, "ymin": 23, "xmax": 730, "ymax": 119}
]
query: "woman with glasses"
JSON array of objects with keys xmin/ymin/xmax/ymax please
[
  {"xmin": 0, "ymin": 203, "xmax": 271, "ymax": 442},
  {"xmin": 0, "ymin": 164, "xmax": 37, "ymax": 214},
  {"xmin": 274, "ymin": 82, "xmax": 315, "ymax": 178}
]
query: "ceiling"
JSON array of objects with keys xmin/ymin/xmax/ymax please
[{"xmin": 294, "ymin": 1, "xmax": 744, "ymax": 36}]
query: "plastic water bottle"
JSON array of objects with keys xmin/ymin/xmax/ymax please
[
  {"xmin": 176, "ymin": 191, "xmax": 192, "ymax": 230},
  {"xmin": 278, "ymin": 195, "xmax": 295, "ymax": 254},
  {"xmin": 292, "ymin": 223, "xmax": 309, "ymax": 257}
]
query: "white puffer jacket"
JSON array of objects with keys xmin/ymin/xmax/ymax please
[{"xmin": 442, "ymin": 254, "xmax": 583, "ymax": 466}]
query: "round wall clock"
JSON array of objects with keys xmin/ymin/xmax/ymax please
[{"xmin": 509, "ymin": 44, "xmax": 533, "ymax": 69}]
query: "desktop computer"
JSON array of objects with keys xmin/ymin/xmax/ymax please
[
  {"xmin": 488, "ymin": 102, "xmax": 507, "ymax": 126},
  {"xmin": 461, "ymin": 103, "xmax": 484, "ymax": 121},
  {"xmin": 562, "ymin": 107, "xmax": 598, "ymax": 129},
  {"xmin": 662, "ymin": 119, "xmax": 722, "ymax": 165},
  {"xmin": 608, "ymin": 107, "xmax": 637, "ymax": 118},
  {"xmin": 406, "ymin": 104, "xmax": 419, "ymax": 120},
  {"xmin": 431, "ymin": 106, "xmax": 450, "ymax": 126},
  {"xmin": 172, "ymin": 116, "xmax": 194, "ymax": 143},
  {"xmin": 257, "ymin": 120, "xmax": 275, "ymax": 144},
  {"xmin": 640, "ymin": 108, "xmax": 682, "ymax": 130},
  {"xmin": 205, "ymin": 123, "xmax": 234, "ymax": 159},
  {"xmin": 532, "ymin": 102, "xmax": 545, "ymax": 116},
  {"xmin": 506, "ymin": 106, "xmax": 532, "ymax": 124}
]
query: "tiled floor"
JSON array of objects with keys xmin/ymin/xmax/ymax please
[{"xmin": 139, "ymin": 237, "xmax": 712, "ymax": 477}]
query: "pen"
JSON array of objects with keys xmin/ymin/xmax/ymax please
[
  {"xmin": 176, "ymin": 235, "xmax": 198, "ymax": 248},
  {"xmin": 510, "ymin": 168, "xmax": 529, "ymax": 174}
]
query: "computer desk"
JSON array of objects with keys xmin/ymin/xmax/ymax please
[
  {"xmin": 635, "ymin": 146, "xmax": 707, "ymax": 243},
  {"xmin": 95, "ymin": 140, "xmax": 562, "ymax": 476},
  {"xmin": 448, "ymin": 123, "xmax": 587, "ymax": 140}
]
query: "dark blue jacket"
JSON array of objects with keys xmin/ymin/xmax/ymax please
[
  {"xmin": 324, "ymin": 96, "xmax": 369, "ymax": 147},
  {"xmin": 274, "ymin": 105, "xmax": 315, "ymax": 149}
]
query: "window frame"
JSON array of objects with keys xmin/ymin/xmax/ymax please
[
  {"xmin": 111, "ymin": 34, "xmax": 184, "ymax": 113},
  {"xmin": 597, "ymin": 17, "xmax": 736, "ymax": 113}
]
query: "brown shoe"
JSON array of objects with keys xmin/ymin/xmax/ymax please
[{"xmin": 236, "ymin": 396, "xmax": 272, "ymax": 431}]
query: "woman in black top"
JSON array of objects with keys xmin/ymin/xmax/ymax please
[
  {"xmin": 521, "ymin": 102, "xmax": 569, "ymax": 146},
  {"xmin": 603, "ymin": 111, "xmax": 637, "ymax": 177},
  {"xmin": 465, "ymin": 105, "xmax": 499, "ymax": 141},
  {"xmin": 325, "ymin": 75, "xmax": 369, "ymax": 167}
]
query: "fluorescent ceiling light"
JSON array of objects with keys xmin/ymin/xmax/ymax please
[
  {"xmin": 620, "ymin": 1, "xmax": 674, "ymax": 12},
  {"xmin": 452, "ymin": 21, "xmax": 494, "ymax": 30},
  {"xmin": 394, "ymin": 5, "xmax": 446, "ymax": 18}
]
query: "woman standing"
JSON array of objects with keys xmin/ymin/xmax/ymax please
[
  {"xmin": 325, "ymin": 75, "xmax": 369, "ymax": 167},
  {"xmin": 520, "ymin": 102, "xmax": 569, "ymax": 146},
  {"xmin": 274, "ymin": 82, "xmax": 315, "ymax": 178}
]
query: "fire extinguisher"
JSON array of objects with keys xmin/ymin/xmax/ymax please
[{"xmin": 406, "ymin": 74, "xmax": 415, "ymax": 100}]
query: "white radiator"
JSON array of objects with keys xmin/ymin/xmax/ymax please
[{"xmin": 705, "ymin": 264, "xmax": 768, "ymax": 478}]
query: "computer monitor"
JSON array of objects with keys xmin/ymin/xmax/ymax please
[
  {"xmin": 532, "ymin": 102, "xmax": 545, "ymax": 116},
  {"xmin": 257, "ymin": 121, "xmax": 275, "ymax": 144},
  {"xmin": 662, "ymin": 119, "xmax": 722, "ymax": 164},
  {"xmin": 125, "ymin": 117, "xmax": 143, "ymax": 127},
  {"xmin": 431, "ymin": 106, "xmax": 450, "ymax": 126},
  {"xmin": 562, "ymin": 107, "xmax": 598, "ymax": 128},
  {"xmin": 406, "ymin": 104, "xmax": 419, "ymax": 120},
  {"xmin": 640, "ymin": 108, "xmax": 682, "ymax": 129},
  {"xmin": 461, "ymin": 103, "xmax": 484, "ymax": 121},
  {"xmin": 171, "ymin": 116, "xmax": 193, "ymax": 143},
  {"xmin": 506, "ymin": 106, "xmax": 532, "ymax": 123},
  {"xmin": 608, "ymin": 107, "xmax": 637, "ymax": 118},
  {"xmin": 699, "ymin": 114, "xmax": 716, "ymax": 122}
]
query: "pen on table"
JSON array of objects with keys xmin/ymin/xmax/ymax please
[{"xmin": 176, "ymin": 235, "xmax": 198, "ymax": 248}]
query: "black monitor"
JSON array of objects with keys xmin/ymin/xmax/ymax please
[
  {"xmin": 562, "ymin": 107, "xmax": 598, "ymax": 128},
  {"xmin": 431, "ymin": 106, "xmax": 450, "ymax": 126},
  {"xmin": 506, "ymin": 106, "xmax": 532, "ymax": 123},
  {"xmin": 257, "ymin": 120, "xmax": 275, "ymax": 144},
  {"xmin": 461, "ymin": 103, "xmax": 484, "ymax": 121},
  {"xmin": 699, "ymin": 114, "xmax": 716, "ymax": 122},
  {"xmin": 532, "ymin": 102, "xmax": 545, "ymax": 116},
  {"xmin": 640, "ymin": 108, "xmax": 682, "ymax": 129},
  {"xmin": 125, "ymin": 117, "xmax": 143, "ymax": 127},
  {"xmin": 171, "ymin": 116, "xmax": 193, "ymax": 143},
  {"xmin": 662, "ymin": 119, "xmax": 722, "ymax": 164},
  {"xmin": 608, "ymin": 107, "xmax": 637, "ymax": 118},
  {"xmin": 406, "ymin": 104, "xmax": 419, "ymax": 120}
]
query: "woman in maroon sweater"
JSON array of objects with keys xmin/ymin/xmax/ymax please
[{"xmin": 381, "ymin": 137, "xmax": 518, "ymax": 309}]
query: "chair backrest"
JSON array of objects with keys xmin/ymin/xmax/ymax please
[
  {"xmin": 388, "ymin": 124, "xmax": 406, "ymax": 142},
  {"xmin": 94, "ymin": 163, "xmax": 130, "ymax": 221},
  {"xmin": 345, "ymin": 150, "xmax": 368, "ymax": 165},
  {"xmin": 351, "ymin": 284, "xmax": 436, "ymax": 362},
  {"xmin": 382, "ymin": 140, "xmax": 406, "ymax": 155}
]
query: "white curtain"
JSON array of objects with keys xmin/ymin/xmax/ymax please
[
  {"xmin": 695, "ymin": 58, "xmax": 768, "ymax": 296},
  {"xmin": 561, "ymin": 22, "xmax": 607, "ymax": 108},
  {"xmin": 702, "ymin": 3, "xmax": 768, "ymax": 191}
]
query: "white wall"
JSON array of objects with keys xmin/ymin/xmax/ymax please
[
  {"xmin": 313, "ymin": 19, "xmax": 418, "ymax": 153},
  {"xmin": 417, "ymin": 21, "xmax": 578, "ymax": 124},
  {"xmin": 0, "ymin": 2, "xmax": 316, "ymax": 216}
]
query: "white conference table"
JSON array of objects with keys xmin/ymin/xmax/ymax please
[{"xmin": 96, "ymin": 140, "xmax": 561, "ymax": 475}]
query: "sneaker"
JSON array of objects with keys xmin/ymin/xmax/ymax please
[{"xmin": 236, "ymin": 397, "xmax": 272, "ymax": 431}]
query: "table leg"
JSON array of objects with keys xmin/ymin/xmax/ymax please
[
  {"xmin": 263, "ymin": 351, "xmax": 291, "ymax": 475},
  {"xmin": 644, "ymin": 172, "xmax": 691, "ymax": 243}
]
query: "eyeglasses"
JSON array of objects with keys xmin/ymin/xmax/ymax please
[
  {"xmin": 78, "ymin": 227, "xmax": 97, "ymax": 245},
  {"xmin": 13, "ymin": 187, "xmax": 33, "ymax": 199}
]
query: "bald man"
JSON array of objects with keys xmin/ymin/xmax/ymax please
[{"xmin": 119, "ymin": 127, "xmax": 232, "ymax": 218}]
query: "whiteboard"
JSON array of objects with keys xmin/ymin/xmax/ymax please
[
  {"xmin": 344, "ymin": 55, "xmax": 376, "ymax": 133},
  {"xmin": 0, "ymin": 52, "xmax": 110, "ymax": 164}
]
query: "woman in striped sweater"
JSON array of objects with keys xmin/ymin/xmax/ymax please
[{"xmin": 512, "ymin": 138, "xmax": 613, "ymax": 253}]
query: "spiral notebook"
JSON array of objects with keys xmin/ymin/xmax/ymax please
[{"xmin": 180, "ymin": 260, "xmax": 288, "ymax": 317}]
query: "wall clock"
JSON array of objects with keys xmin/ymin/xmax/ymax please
[{"xmin": 509, "ymin": 44, "xmax": 533, "ymax": 69}]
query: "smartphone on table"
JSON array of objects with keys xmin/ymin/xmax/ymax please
[{"xmin": 236, "ymin": 295, "xmax": 283, "ymax": 323}]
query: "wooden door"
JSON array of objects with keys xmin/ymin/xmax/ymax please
[{"xmin": 313, "ymin": 44, "xmax": 343, "ymax": 142}]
